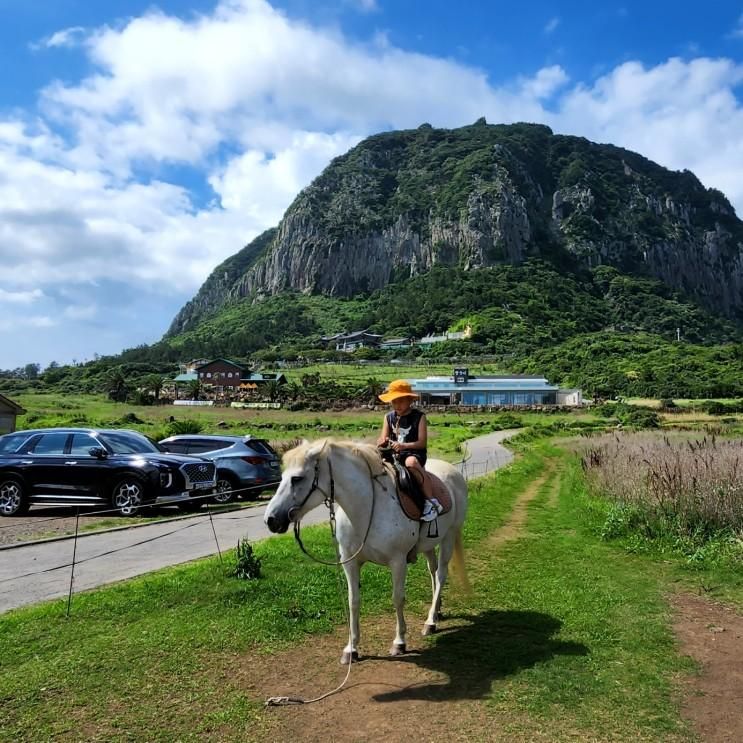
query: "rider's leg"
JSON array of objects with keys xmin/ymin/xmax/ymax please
[{"xmin": 405, "ymin": 456, "xmax": 433, "ymax": 502}]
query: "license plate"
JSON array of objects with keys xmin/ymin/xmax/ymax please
[{"xmin": 192, "ymin": 481, "xmax": 214, "ymax": 490}]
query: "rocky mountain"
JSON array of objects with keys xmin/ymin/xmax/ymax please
[{"xmin": 167, "ymin": 120, "xmax": 743, "ymax": 336}]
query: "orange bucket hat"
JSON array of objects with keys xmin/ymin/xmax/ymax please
[{"xmin": 378, "ymin": 379, "xmax": 419, "ymax": 403}]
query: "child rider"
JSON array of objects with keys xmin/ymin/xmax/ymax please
[{"xmin": 377, "ymin": 379, "xmax": 442, "ymax": 521}]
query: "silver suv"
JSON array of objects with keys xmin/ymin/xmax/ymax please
[{"xmin": 158, "ymin": 435, "xmax": 281, "ymax": 504}]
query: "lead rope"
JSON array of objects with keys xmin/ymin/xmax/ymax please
[
  {"xmin": 265, "ymin": 454, "xmax": 387, "ymax": 707},
  {"xmin": 264, "ymin": 533, "xmax": 353, "ymax": 707}
]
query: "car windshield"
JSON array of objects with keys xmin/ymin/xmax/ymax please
[
  {"xmin": 0, "ymin": 433, "xmax": 31, "ymax": 454},
  {"xmin": 99, "ymin": 431, "xmax": 165, "ymax": 454}
]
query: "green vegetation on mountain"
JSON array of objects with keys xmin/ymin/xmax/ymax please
[{"xmin": 168, "ymin": 121, "xmax": 743, "ymax": 335}]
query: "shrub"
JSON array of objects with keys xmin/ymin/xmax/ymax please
[
  {"xmin": 231, "ymin": 539, "xmax": 262, "ymax": 580},
  {"xmin": 617, "ymin": 407, "xmax": 660, "ymax": 429},
  {"xmin": 166, "ymin": 419, "xmax": 203, "ymax": 435},
  {"xmin": 701, "ymin": 400, "xmax": 729, "ymax": 416}
]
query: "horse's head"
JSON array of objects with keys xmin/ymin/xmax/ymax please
[{"xmin": 264, "ymin": 439, "xmax": 329, "ymax": 533}]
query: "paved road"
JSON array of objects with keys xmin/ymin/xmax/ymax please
[{"xmin": 0, "ymin": 430, "xmax": 518, "ymax": 613}]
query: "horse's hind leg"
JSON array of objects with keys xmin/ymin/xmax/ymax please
[
  {"xmin": 340, "ymin": 560, "xmax": 361, "ymax": 665},
  {"xmin": 389, "ymin": 557, "xmax": 408, "ymax": 656},
  {"xmin": 423, "ymin": 534, "xmax": 455, "ymax": 636}
]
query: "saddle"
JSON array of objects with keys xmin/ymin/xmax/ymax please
[{"xmin": 380, "ymin": 448, "xmax": 452, "ymax": 522}]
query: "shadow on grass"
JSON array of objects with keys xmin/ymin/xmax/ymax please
[{"xmin": 371, "ymin": 609, "xmax": 588, "ymax": 703}]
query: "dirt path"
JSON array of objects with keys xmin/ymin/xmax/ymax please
[
  {"xmin": 671, "ymin": 593, "xmax": 743, "ymax": 743},
  {"xmin": 483, "ymin": 460, "xmax": 557, "ymax": 550},
  {"xmin": 240, "ymin": 460, "xmax": 560, "ymax": 742}
]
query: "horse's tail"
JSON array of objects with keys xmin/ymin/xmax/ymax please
[{"xmin": 450, "ymin": 527, "xmax": 471, "ymax": 595}]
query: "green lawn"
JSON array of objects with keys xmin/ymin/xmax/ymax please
[{"xmin": 2, "ymin": 440, "xmax": 735, "ymax": 741}]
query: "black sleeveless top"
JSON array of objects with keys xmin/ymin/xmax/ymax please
[{"xmin": 387, "ymin": 408, "xmax": 427, "ymax": 464}]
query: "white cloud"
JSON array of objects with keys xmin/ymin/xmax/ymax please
[
  {"xmin": 3, "ymin": 0, "xmax": 743, "ymax": 367},
  {"xmin": 33, "ymin": 26, "xmax": 87, "ymax": 50},
  {"xmin": 544, "ymin": 17, "xmax": 560, "ymax": 35},
  {"xmin": 0, "ymin": 288, "xmax": 43, "ymax": 304},
  {"xmin": 520, "ymin": 65, "xmax": 569, "ymax": 100}
]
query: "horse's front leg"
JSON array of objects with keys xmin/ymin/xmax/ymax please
[
  {"xmin": 389, "ymin": 557, "xmax": 408, "ymax": 656},
  {"xmin": 340, "ymin": 559, "xmax": 361, "ymax": 665},
  {"xmin": 423, "ymin": 536, "xmax": 454, "ymax": 636}
]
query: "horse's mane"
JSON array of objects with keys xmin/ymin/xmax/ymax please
[{"xmin": 283, "ymin": 437, "xmax": 389, "ymax": 477}]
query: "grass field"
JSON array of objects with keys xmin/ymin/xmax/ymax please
[{"xmin": 2, "ymin": 438, "xmax": 741, "ymax": 741}]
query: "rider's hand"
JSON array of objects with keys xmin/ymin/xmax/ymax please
[
  {"xmin": 377, "ymin": 436, "xmax": 389, "ymax": 447},
  {"xmin": 391, "ymin": 441, "xmax": 402, "ymax": 453}
]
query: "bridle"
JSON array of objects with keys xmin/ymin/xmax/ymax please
[{"xmin": 292, "ymin": 443, "xmax": 385, "ymax": 566}]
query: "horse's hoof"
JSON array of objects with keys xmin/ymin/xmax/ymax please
[
  {"xmin": 389, "ymin": 643, "xmax": 406, "ymax": 656},
  {"xmin": 422, "ymin": 624, "xmax": 436, "ymax": 636},
  {"xmin": 340, "ymin": 651, "xmax": 359, "ymax": 665}
]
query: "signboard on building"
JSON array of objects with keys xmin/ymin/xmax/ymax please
[{"xmin": 453, "ymin": 367, "xmax": 469, "ymax": 384}]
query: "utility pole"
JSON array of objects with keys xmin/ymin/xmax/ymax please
[{"xmin": 676, "ymin": 327, "xmax": 681, "ymax": 342}]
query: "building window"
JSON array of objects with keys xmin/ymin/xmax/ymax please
[
  {"xmin": 207, "ymin": 372, "xmax": 212, "ymax": 378},
  {"xmin": 228, "ymin": 372, "xmax": 233, "ymax": 378}
]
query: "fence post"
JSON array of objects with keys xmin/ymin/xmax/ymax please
[
  {"xmin": 66, "ymin": 507, "xmax": 81, "ymax": 618},
  {"xmin": 205, "ymin": 500, "xmax": 223, "ymax": 565}
]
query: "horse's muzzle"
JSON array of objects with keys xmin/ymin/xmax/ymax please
[{"xmin": 266, "ymin": 514, "xmax": 289, "ymax": 534}]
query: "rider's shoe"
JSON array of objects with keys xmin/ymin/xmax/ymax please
[{"xmin": 420, "ymin": 498, "xmax": 442, "ymax": 522}]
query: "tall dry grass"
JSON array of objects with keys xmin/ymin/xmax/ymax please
[{"xmin": 582, "ymin": 433, "xmax": 743, "ymax": 538}]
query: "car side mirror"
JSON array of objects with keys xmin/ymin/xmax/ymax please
[{"xmin": 89, "ymin": 447, "xmax": 108, "ymax": 459}]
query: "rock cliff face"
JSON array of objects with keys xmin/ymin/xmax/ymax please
[{"xmin": 167, "ymin": 122, "xmax": 743, "ymax": 336}]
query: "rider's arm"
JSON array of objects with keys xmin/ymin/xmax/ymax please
[{"xmin": 377, "ymin": 415, "xmax": 391, "ymax": 447}]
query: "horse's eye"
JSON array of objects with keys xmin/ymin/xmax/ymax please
[{"xmin": 291, "ymin": 475, "xmax": 305, "ymax": 485}]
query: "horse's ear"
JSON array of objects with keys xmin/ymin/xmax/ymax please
[{"xmin": 307, "ymin": 439, "xmax": 326, "ymax": 458}]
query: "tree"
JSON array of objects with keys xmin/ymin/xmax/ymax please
[
  {"xmin": 187, "ymin": 379, "xmax": 202, "ymax": 401},
  {"xmin": 265, "ymin": 380, "xmax": 281, "ymax": 402},
  {"xmin": 105, "ymin": 368, "xmax": 129, "ymax": 402},
  {"xmin": 24, "ymin": 363, "xmax": 40, "ymax": 380},
  {"xmin": 145, "ymin": 374, "xmax": 166, "ymax": 401},
  {"xmin": 363, "ymin": 377, "xmax": 384, "ymax": 404}
]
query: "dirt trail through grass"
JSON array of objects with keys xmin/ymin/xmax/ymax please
[{"xmin": 483, "ymin": 460, "xmax": 557, "ymax": 550}]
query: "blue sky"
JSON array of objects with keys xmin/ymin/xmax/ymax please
[{"xmin": 1, "ymin": 0, "xmax": 743, "ymax": 369}]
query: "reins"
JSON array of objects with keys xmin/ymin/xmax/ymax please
[{"xmin": 292, "ymin": 448, "xmax": 387, "ymax": 567}]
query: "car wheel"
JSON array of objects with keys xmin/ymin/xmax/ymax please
[
  {"xmin": 111, "ymin": 477, "xmax": 145, "ymax": 516},
  {"xmin": 0, "ymin": 476, "xmax": 29, "ymax": 516},
  {"xmin": 213, "ymin": 473, "xmax": 239, "ymax": 504}
]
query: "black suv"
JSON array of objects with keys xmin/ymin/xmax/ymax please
[{"xmin": 0, "ymin": 428, "xmax": 217, "ymax": 517}]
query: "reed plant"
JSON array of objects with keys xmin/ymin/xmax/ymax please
[{"xmin": 582, "ymin": 433, "xmax": 743, "ymax": 564}]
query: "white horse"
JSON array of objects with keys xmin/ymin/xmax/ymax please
[{"xmin": 264, "ymin": 438, "xmax": 469, "ymax": 664}]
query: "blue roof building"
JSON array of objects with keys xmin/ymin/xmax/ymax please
[{"xmin": 410, "ymin": 370, "xmax": 565, "ymax": 406}]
